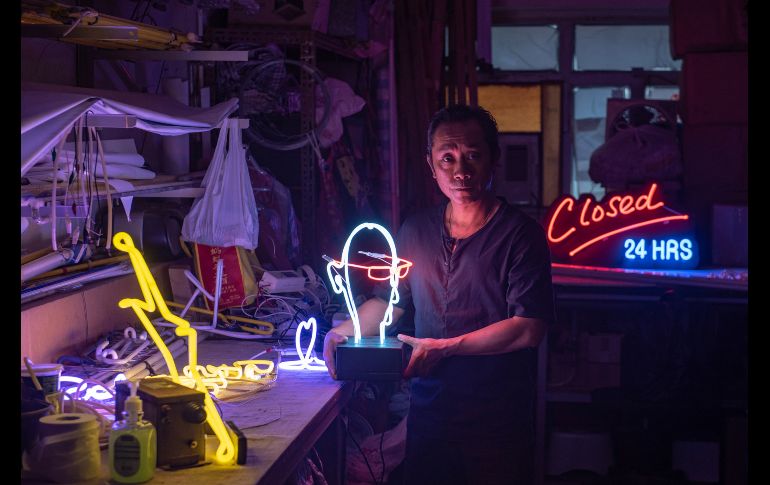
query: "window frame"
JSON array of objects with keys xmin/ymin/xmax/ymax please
[{"xmin": 479, "ymin": 18, "xmax": 680, "ymax": 200}]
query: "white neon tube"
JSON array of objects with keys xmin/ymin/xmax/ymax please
[
  {"xmin": 277, "ymin": 317, "xmax": 327, "ymax": 371},
  {"xmin": 325, "ymin": 222, "xmax": 403, "ymax": 343}
]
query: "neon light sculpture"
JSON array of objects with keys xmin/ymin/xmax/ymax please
[
  {"xmin": 325, "ymin": 222, "xmax": 412, "ymax": 343},
  {"xmin": 277, "ymin": 318, "xmax": 328, "ymax": 371},
  {"xmin": 179, "ymin": 360, "xmax": 275, "ymax": 394},
  {"xmin": 114, "ymin": 232, "xmax": 241, "ymax": 464},
  {"xmin": 60, "ymin": 376, "xmax": 114, "ymax": 402},
  {"xmin": 544, "ymin": 183, "xmax": 698, "ymax": 269},
  {"xmin": 546, "ymin": 183, "xmax": 688, "ymax": 256}
]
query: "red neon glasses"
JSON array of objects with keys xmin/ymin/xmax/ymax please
[{"xmin": 329, "ymin": 256, "xmax": 414, "ymax": 281}]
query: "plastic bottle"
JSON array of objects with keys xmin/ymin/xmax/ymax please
[{"xmin": 109, "ymin": 380, "xmax": 157, "ymax": 483}]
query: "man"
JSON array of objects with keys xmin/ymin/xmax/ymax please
[{"xmin": 324, "ymin": 105, "xmax": 555, "ymax": 484}]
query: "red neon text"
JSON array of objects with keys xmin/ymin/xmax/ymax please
[{"xmin": 547, "ymin": 183, "xmax": 688, "ymax": 256}]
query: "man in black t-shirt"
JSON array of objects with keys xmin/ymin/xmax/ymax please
[{"xmin": 324, "ymin": 105, "xmax": 555, "ymax": 485}]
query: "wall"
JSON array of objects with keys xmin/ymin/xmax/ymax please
[
  {"xmin": 672, "ymin": 0, "xmax": 748, "ymax": 265},
  {"xmin": 20, "ymin": 0, "xmax": 196, "ymax": 364},
  {"xmin": 21, "ymin": 265, "xmax": 172, "ymax": 365}
]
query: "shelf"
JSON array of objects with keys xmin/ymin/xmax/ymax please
[
  {"xmin": 21, "ymin": 24, "xmax": 138, "ymax": 40},
  {"xmin": 551, "ymin": 263, "xmax": 748, "ymax": 292},
  {"xmin": 91, "ymin": 50, "xmax": 250, "ymax": 62},
  {"xmin": 208, "ymin": 26, "xmax": 365, "ymax": 61},
  {"xmin": 21, "ymin": 173, "xmax": 205, "ymax": 202},
  {"xmin": 22, "ymin": 2, "xmax": 193, "ymax": 51}
]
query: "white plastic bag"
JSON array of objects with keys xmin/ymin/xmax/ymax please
[{"xmin": 182, "ymin": 118, "xmax": 260, "ymax": 249}]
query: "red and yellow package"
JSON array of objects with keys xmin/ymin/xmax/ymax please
[{"xmin": 192, "ymin": 243, "xmax": 259, "ymax": 310}]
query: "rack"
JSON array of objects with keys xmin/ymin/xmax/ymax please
[
  {"xmin": 207, "ymin": 26, "xmax": 365, "ymax": 265},
  {"xmin": 22, "ymin": 119, "xmax": 252, "ymax": 212},
  {"xmin": 21, "ymin": 1, "xmax": 194, "ymax": 51}
]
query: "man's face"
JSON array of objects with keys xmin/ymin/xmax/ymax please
[{"xmin": 427, "ymin": 119, "xmax": 498, "ymax": 205}]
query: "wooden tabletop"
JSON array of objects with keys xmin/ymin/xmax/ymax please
[{"xmin": 22, "ymin": 339, "xmax": 353, "ymax": 485}]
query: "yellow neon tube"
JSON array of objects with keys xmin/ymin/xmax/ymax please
[
  {"xmin": 113, "ymin": 232, "xmax": 236, "ymax": 465},
  {"xmin": 181, "ymin": 360, "xmax": 275, "ymax": 395}
]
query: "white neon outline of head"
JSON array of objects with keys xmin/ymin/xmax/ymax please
[
  {"xmin": 326, "ymin": 222, "xmax": 401, "ymax": 343},
  {"xmin": 277, "ymin": 317, "xmax": 328, "ymax": 371}
]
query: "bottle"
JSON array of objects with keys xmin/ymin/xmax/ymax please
[{"xmin": 109, "ymin": 380, "xmax": 157, "ymax": 483}]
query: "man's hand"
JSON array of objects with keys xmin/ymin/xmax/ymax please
[
  {"xmin": 323, "ymin": 330, "xmax": 348, "ymax": 379},
  {"xmin": 397, "ymin": 334, "xmax": 455, "ymax": 378}
]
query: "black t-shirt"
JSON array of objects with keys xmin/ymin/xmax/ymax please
[{"xmin": 375, "ymin": 198, "xmax": 556, "ymax": 441}]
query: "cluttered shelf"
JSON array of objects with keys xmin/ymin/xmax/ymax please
[
  {"xmin": 21, "ymin": 0, "xmax": 196, "ymax": 51},
  {"xmin": 21, "ymin": 172, "xmax": 205, "ymax": 202}
]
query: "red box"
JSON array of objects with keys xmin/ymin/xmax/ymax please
[
  {"xmin": 681, "ymin": 51, "xmax": 747, "ymax": 126},
  {"xmin": 670, "ymin": 0, "xmax": 747, "ymax": 58}
]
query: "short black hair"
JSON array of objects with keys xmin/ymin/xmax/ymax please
[{"xmin": 426, "ymin": 105, "xmax": 500, "ymax": 157}]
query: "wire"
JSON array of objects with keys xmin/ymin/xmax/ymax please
[
  {"xmin": 379, "ymin": 429, "xmax": 386, "ymax": 484},
  {"xmin": 345, "ymin": 414, "xmax": 381, "ymax": 485},
  {"xmin": 139, "ymin": 60, "xmax": 167, "ymax": 154}
]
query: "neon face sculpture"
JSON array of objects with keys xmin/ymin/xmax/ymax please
[
  {"xmin": 277, "ymin": 317, "xmax": 328, "ymax": 371},
  {"xmin": 325, "ymin": 223, "xmax": 412, "ymax": 343}
]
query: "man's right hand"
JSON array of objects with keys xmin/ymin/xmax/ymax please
[{"xmin": 323, "ymin": 330, "xmax": 348, "ymax": 379}]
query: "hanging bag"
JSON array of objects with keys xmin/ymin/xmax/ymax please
[{"xmin": 182, "ymin": 118, "xmax": 260, "ymax": 249}]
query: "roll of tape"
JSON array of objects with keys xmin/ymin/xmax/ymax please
[{"xmin": 32, "ymin": 413, "xmax": 102, "ymax": 483}]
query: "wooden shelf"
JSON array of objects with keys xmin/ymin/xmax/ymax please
[{"xmin": 21, "ymin": 173, "xmax": 205, "ymax": 201}]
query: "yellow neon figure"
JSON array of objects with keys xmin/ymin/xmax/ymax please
[{"xmin": 113, "ymin": 232, "xmax": 236, "ymax": 465}]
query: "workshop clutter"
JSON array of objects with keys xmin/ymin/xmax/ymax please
[
  {"xmin": 26, "ymin": 413, "xmax": 102, "ymax": 483},
  {"xmin": 21, "ymin": 395, "xmax": 53, "ymax": 457}
]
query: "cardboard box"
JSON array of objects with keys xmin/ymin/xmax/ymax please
[
  {"xmin": 681, "ymin": 51, "xmax": 747, "ymax": 126},
  {"xmin": 670, "ymin": 0, "xmax": 746, "ymax": 58}
]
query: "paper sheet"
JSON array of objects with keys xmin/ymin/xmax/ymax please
[{"xmin": 218, "ymin": 400, "xmax": 282, "ymax": 431}]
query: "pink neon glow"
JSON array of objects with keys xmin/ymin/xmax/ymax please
[{"xmin": 567, "ymin": 215, "xmax": 689, "ymax": 256}]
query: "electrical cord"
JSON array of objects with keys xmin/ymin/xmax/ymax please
[
  {"xmin": 345, "ymin": 413, "xmax": 381, "ymax": 485},
  {"xmin": 379, "ymin": 427, "xmax": 386, "ymax": 484}
]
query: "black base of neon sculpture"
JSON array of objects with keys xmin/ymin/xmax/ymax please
[{"xmin": 335, "ymin": 336, "xmax": 406, "ymax": 381}]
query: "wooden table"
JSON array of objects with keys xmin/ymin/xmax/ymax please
[{"xmin": 22, "ymin": 340, "xmax": 353, "ymax": 485}]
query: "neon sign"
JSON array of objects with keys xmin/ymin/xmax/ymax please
[
  {"xmin": 277, "ymin": 317, "xmax": 328, "ymax": 371},
  {"xmin": 113, "ymin": 232, "xmax": 236, "ymax": 465},
  {"xmin": 544, "ymin": 184, "xmax": 698, "ymax": 268},
  {"xmin": 623, "ymin": 238, "xmax": 694, "ymax": 262},
  {"xmin": 325, "ymin": 223, "xmax": 412, "ymax": 343}
]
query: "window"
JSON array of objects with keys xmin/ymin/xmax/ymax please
[
  {"xmin": 571, "ymin": 86, "xmax": 630, "ymax": 199},
  {"xmin": 574, "ymin": 25, "xmax": 681, "ymax": 71},
  {"xmin": 478, "ymin": 85, "xmax": 541, "ymax": 132},
  {"xmin": 491, "ymin": 26, "xmax": 559, "ymax": 71},
  {"xmin": 645, "ymin": 85, "xmax": 680, "ymax": 100}
]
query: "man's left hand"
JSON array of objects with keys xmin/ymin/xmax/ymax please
[{"xmin": 397, "ymin": 334, "xmax": 454, "ymax": 378}]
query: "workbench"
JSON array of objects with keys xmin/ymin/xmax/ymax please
[{"xmin": 22, "ymin": 340, "xmax": 354, "ymax": 485}]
